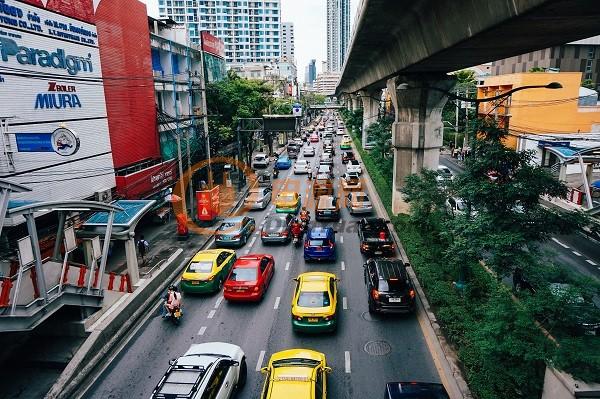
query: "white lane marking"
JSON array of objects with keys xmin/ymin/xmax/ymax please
[
  {"xmin": 572, "ymin": 251, "xmax": 582, "ymax": 257},
  {"xmin": 551, "ymin": 237, "xmax": 569, "ymax": 249},
  {"xmin": 338, "ymin": 219, "xmax": 343, "ymax": 224},
  {"xmin": 340, "ymin": 235, "xmax": 344, "ymax": 244},
  {"xmin": 249, "ymin": 237, "xmax": 257, "ymax": 247},
  {"xmin": 341, "ymin": 261, "xmax": 345, "ymax": 271},
  {"xmin": 207, "ymin": 310, "xmax": 216, "ymax": 319},
  {"xmin": 285, "ymin": 261, "xmax": 290, "ymax": 270},
  {"xmin": 244, "ymin": 249, "xmax": 250, "ymax": 255},
  {"xmin": 198, "ymin": 326, "xmax": 207, "ymax": 336},
  {"xmin": 214, "ymin": 296, "xmax": 224, "ymax": 309},
  {"xmin": 344, "ymin": 351, "xmax": 351, "ymax": 373},
  {"xmin": 269, "ymin": 205, "xmax": 275, "ymax": 211},
  {"xmin": 256, "ymin": 350, "xmax": 266, "ymax": 371},
  {"xmin": 255, "ymin": 232, "xmax": 260, "ymax": 236},
  {"xmin": 274, "ymin": 296, "xmax": 281, "ymax": 309},
  {"xmin": 343, "ymin": 297, "xmax": 348, "ymax": 310},
  {"xmin": 586, "ymin": 259, "xmax": 598, "ymax": 266}
]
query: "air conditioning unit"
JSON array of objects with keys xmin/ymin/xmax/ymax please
[{"xmin": 95, "ymin": 188, "xmax": 112, "ymax": 203}]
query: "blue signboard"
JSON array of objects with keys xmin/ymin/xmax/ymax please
[{"xmin": 15, "ymin": 133, "xmax": 53, "ymax": 152}]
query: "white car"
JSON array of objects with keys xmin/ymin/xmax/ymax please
[
  {"xmin": 303, "ymin": 146, "xmax": 315, "ymax": 156},
  {"xmin": 252, "ymin": 153, "xmax": 269, "ymax": 169},
  {"xmin": 346, "ymin": 160, "xmax": 362, "ymax": 174},
  {"xmin": 151, "ymin": 342, "xmax": 247, "ymax": 399},
  {"xmin": 294, "ymin": 159, "xmax": 310, "ymax": 174},
  {"xmin": 436, "ymin": 165, "xmax": 454, "ymax": 183},
  {"xmin": 336, "ymin": 128, "xmax": 345, "ymax": 135}
]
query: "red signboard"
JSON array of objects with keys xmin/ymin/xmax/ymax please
[
  {"xmin": 115, "ymin": 160, "xmax": 177, "ymax": 199},
  {"xmin": 201, "ymin": 31, "xmax": 225, "ymax": 58},
  {"xmin": 196, "ymin": 186, "xmax": 220, "ymax": 221}
]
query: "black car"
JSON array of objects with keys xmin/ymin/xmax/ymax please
[
  {"xmin": 364, "ymin": 258, "xmax": 416, "ymax": 314},
  {"xmin": 357, "ymin": 218, "xmax": 395, "ymax": 256},
  {"xmin": 385, "ymin": 382, "xmax": 449, "ymax": 399},
  {"xmin": 260, "ymin": 214, "xmax": 294, "ymax": 244}
]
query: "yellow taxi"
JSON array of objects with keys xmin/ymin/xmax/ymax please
[
  {"xmin": 291, "ymin": 272, "xmax": 338, "ymax": 333},
  {"xmin": 260, "ymin": 349, "xmax": 331, "ymax": 399},
  {"xmin": 180, "ymin": 249, "xmax": 236, "ymax": 294},
  {"xmin": 275, "ymin": 191, "xmax": 301, "ymax": 214},
  {"xmin": 340, "ymin": 137, "xmax": 352, "ymax": 150}
]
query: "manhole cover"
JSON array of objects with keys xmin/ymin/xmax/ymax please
[
  {"xmin": 360, "ymin": 311, "xmax": 376, "ymax": 322},
  {"xmin": 364, "ymin": 340, "xmax": 392, "ymax": 356}
]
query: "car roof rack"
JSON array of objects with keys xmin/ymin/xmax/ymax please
[{"xmin": 151, "ymin": 363, "xmax": 210, "ymax": 399}]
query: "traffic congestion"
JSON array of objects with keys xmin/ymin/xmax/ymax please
[{"xmin": 88, "ymin": 112, "xmax": 443, "ymax": 399}]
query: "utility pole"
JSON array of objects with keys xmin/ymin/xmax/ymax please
[
  {"xmin": 175, "ymin": 133, "xmax": 187, "ymax": 217},
  {"xmin": 185, "ymin": 130, "xmax": 194, "ymax": 219},
  {"xmin": 455, "ymin": 88, "xmax": 460, "ymax": 149},
  {"xmin": 198, "ymin": 43, "xmax": 213, "ymax": 189}
]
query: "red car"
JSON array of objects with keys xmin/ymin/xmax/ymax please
[
  {"xmin": 223, "ymin": 254, "xmax": 275, "ymax": 302},
  {"xmin": 310, "ymin": 133, "xmax": 319, "ymax": 143}
]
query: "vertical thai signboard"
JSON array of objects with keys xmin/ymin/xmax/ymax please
[{"xmin": 196, "ymin": 186, "xmax": 220, "ymax": 221}]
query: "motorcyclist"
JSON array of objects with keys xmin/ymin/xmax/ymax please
[
  {"xmin": 163, "ymin": 285, "xmax": 182, "ymax": 318},
  {"xmin": 290, "ymin": 217, "xmax": 303, "ymax": 238},
  {"xmin": 273, "ymin": 168, "xmax": 279, "ymax": 178},
  {"xmin": 299, "ymin": 207, "xmax": 311, "ymax": 224}
]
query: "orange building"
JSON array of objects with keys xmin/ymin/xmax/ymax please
[{"xmin": 477, "ymin": 72, "xmax": 600, "ymax": 149}]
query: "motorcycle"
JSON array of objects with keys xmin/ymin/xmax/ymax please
[
  {"xmin": 291, "ymin": 226, "xmax": 304, "ymax": 247},
  {"xmin": 273, "ymin": 168, "xmax": 279, "ymax": 179},
  {"xmin": 169, "ymin": 306, "xmax": 183, "ymax": 325}
]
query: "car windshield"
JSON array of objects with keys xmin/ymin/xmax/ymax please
[
  {"xmin": 456, "ymin": 200, "xmax": 468, "ymax": 211},
  {"xmin": 218, "ymin": 222, "xmax": 240, "ymax": 231},
  {"xmin": 308, "ymin": 239, "xmax": 330, "ymax": 247},
  {"xmin": 298, "ymin": 291, "xmax": 331, "ymax": 307},
  {"xmin": 265, "ymin": 216, "xmax": 288, "ymax": 231},
  {"xmin": 355, "ymin": 195, "xmax": 369, "ymax": 202},
  {"xmin": 379, "ymin": 278, "xmax": 408, "ymax": 292},
  {"xmin": 272, "ymin": 358, "xmax": 320, "ymax": 368},
  {"xmin": 188, "ymin": 261, "xmax": 213, "ymax": 273},
  {"xmin": 247, "ymin": 191, "xmax": 262, "ymax": 200},
  {"xmin": 229, "ymin": 267, "xmax": 257, "ymax": 281},
  {"xmin": 279, "ymin": 194, "xmax": 295, "ymax": 201},
  {"xmin": 254, "ymin": 155, "xmax": 265, "ymax": 161},
  {"xmin": 296, "ymin": 161, "xmax": 307, "ymax": 166}
]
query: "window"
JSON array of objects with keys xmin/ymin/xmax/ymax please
[
  {"xmin": 298, "ymin": 291, "xmax": 330, "ymax": 307},
  {"xmin": 216, "ymin": 251, "xmax": 230, "ymax": 265},
  {"xmin": 260, "ymin": 257, "xmax": 269, "ymax": 273},
  {"xmin": 201, "ymin": 362, "xmax": 230, "ymax": 399},
  {"xmin": 315, "ymin": 369, "xmax": 324, "ymax": 398},
  {"xmin": 188, "ymin": 261, "xmax": 213, "ymax": 273}
]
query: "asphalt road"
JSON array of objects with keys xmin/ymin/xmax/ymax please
[
  {"xmin": 84, "ymin": 133, "xmax": 440, "ymax": 399},
  {"xmin": 440, "ymin": 154, "xmax": 600, "ymax": 280}
]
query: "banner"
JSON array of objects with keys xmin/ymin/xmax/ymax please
[{"xmin": 196, "ymin": 186, "xmax": 220, "ymax": 221}]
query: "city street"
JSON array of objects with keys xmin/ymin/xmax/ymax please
[
  {"xmin": 440, "ymin": 154, "xmax": 600, "ymax": 280},
  {"xmin": 84, "ymin": 136, "xmax": 440, "ymax": 399}
]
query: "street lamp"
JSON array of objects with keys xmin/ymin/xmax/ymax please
[{"xmin": 443, "ymin": 120, "xmax": 459, "ymax": 149}]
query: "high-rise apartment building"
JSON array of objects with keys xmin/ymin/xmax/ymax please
[
  {"xmin": 281, "ymin": 22, "xmax": 295, "ymax": 63},
  {"xmin": 326, "ymin": 0, "xmax": 350, "ymax": 72},
  {"xmin": 306, "ymin": 59, "xmax": 316, "ymax": 85},
  {"xmin": 158, "ymin": 0, "xmax": 282, "ymax": 64}
]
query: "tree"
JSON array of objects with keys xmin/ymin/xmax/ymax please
[
  {"xmin": 401, "ymin": 169, "xmax": 447, "ymax": 232},
  {"xmin": 529, "ymin": 66, "xmax": 546, "ymax": 73},
  {"xmin": 582, "ymin": 79, "xmax": 595, "ymax": 90}
]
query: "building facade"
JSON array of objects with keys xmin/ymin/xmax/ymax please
[
  {"xmin": 314, "ymin": 72, "xmax": 341, "ymax": 95},
  {"xmin": 326, "ymin": 0, "xmax": 350, "ymax": 72},
  {"xmin": 281, "ymin": 22, "xmax": 294, "ymax": 63},
  {"xmin": 306, "ymin": 59, "xmax": 317, "ymax": 85},
  {"xmin": 158, "ymin": 0, "xmax": 282, "ymax": 64},
  {"xmin": 491, "ymin": 35, "xmax": 600, "ymax": 88},
  {"xmin": 478, "ymin": 72, "xmax": 600, "ymax": 149}
]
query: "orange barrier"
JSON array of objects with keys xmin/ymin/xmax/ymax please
[
  {"xmin": 30, "ymin": 268, "xmax": 40, "ymax": 299},
  {"xmin": 62, "ymin": 263, "xmax": 70, "ymax": 284},
  {"xmin": 77, "ymin": 267, "xmax": 86, "ymax": 288},
  {"xmin": 107, "ymin": 272, "xmax": 115, "ymax": 290},
  {"xmin": 0, "ymin": 278, "xmax": 12, "ymax": 308},
  {"xmin": 119, "ymin": 274, "xmax": 127, "ymax": 292},
  {"xmin": 125, "ymin": 274, "xmax": 132, "ymax": 293}
]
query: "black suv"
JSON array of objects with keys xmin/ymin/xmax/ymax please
[{"xmin": 363, "ymin": 258, "xmax": 416, "ymax": 314}]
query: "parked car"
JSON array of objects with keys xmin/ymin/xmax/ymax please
[
  {"xmin": 151, "ymin": 342, "xmax": 246, "ymax": 398},
  {"xmin": 180, "ymin": 249, "xmax": 236, "ymax": 294},
  {"xmin": 261, "ymin": 213, "xmax": 294, "ymax": 244},
  {"xmin": 342, "ymin": 151, "xmax": 355, "ymax": 163},
  {"xmin": 252, "ymin": 153, "xmax": 269, "ymax": 169},
  {"xmin": 259, "ymin": 349, "xmax": 331, "ymax": 397},
  {"xmin": 315, "ymin": 195, "xmax": 341, "ymax": 221},
  {"xmin": 384, "ymin": 382, "xmax": 449, "ymax": 399},
  {"xmin": 364, "ymin": 258, "xmax": 416, "ymax": 314},
  {"xmin": 341, "ymin": 172, "xmax": 361, "ymax": 191},
  {"xmin": 224, "ymin": 254, "xmax": 274, "ymax": 302},
  {"xmin": 357, "ymin": 218, "xmax": 395, "ymax": 256},
  {"xmin": 294, "ymin": 159, "xmax": 310, "ymax": 174},
  {"xmin": 304, "ymin": 226, "xmax": 337, "ymax": 262},
  {"xmin": 445, "ymin": 196, "xmax": 475, "ymax": 217},
  {"xmin": 313, "ymin": 174, "xmax": 334, "ymax": 198},
  {"xmin": 244, "ymin": 187, "xmax": 272, "ymax": 210},
  {"xmin": 215, "ymin": 216, "xmax": 256, "ymax": 248},
  {"xmin": 346, "ymin": 191, "xmax": 373, "ymax": 215},
  {"xmin": 546, "ymin": 283, "xmax": 600, "ymax": 336},
  {"xmin": 275, "ymin": 155, "xmax": 292, "ymax": 170},
  {"xmin": 303, "ymin": 146, "xmax": 316, "ymax": 157},
  {"xmin": 346, "ymin": 160, "xmax": 362, "ymax": 174},
  {"xmin": 291, "ymin": 272, "xmax": 339, "ymax": 333}
]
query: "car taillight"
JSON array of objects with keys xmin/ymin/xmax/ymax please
[
  {"xmin": 253, "ymin": 286, "xmax": 260, "ymax": 292},
  {"xmin": 304, "ymin": 241, "xmax": 309, "ymax": 249},
  {"xmin": 208, "ymin": 275, "xmax": 215, "ymax": 281},
  {"xmin": 409, "ymin": 289, "xmax": 415, "ymax": 299},
  {"xmin": 296, "ymin": 316, "xmax": 302, "ymax": 321},
  {"xmin": 329, "ymin": 242, "xmax": 334, "ymax": 249},
  {"xmin": 371, "ymin": 289, "xmax": 379, "ymax": 300},
  {"xmin": 281, "ymin": 231, "xmax": 288, "ymax": 237},
  {"xmin": 233, "ymin": 234, "xmax": 241, "ymax": 239},
  {"xmin": 224, "ymin": 286, "xmax": 232, "ymax": 292},
  {"xmin": 361, "ymin": 243, "xmax": 368, "ymax": 250},
  {"xmin": 323, "ymin": 316, "xmax": 331, "ymax": 321},
  {"xmin": 261, "ymin": 231, "xmax": 268, "ymax": 237}
]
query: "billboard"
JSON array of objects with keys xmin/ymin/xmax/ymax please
[
  {"xmin": 196, "ymin": 186, "xmax": 220, "ymax": 221},
  {"xmin": 0, "ymin": 0, "xmax": 116, "ymax": 206},
  {"xmin": 115, "ymin": 160, "xmax": 177, "ymax": 199},
  {"xmin": 201, "ymin": 31, "xmax": 225, "ymax": 59}
]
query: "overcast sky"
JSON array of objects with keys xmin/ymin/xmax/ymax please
[{"xmin": 141, "ymin": 0, "xmax": 359, "ymax": 82}]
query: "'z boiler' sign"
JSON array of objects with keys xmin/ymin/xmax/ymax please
[{"xmin": 35, "ymin": 81, "xmax": 81, "ymax": 109}]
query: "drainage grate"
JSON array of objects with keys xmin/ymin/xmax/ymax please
[
  {"xmin": 361, "ymin": 311, "xmax": 377, "ymax": 322},
  {"xmin": 364, "ymin": 340, "xmax": 392, "ymax": 356}
]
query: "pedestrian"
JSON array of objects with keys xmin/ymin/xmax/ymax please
[{"xmin": 137, "ymin": 235, "xmax": 149, "ymax": 264}]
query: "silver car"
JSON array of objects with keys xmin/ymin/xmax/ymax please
[
  {"xmin": 260, "ymin": 213, "xmax": 293, "ymax": 244},
  {"xmin": 244, "ymin": 187, "xmax": 272, "ymax": 210},
  {"xmin": 345, "ymin": 191, "xmax": 373, "ymax": 215}
]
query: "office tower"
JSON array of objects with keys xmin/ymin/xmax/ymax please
[
  {"xmin": 158, "ymin": 0, "xmax": 282, "ymax": 64},
  {"xmin": 326, "ymin": 0, "xmax": 350, "ymax": 72},
  {"xmin": 306, "ymin": 59, "xmax": 316, "ymax": 84},
  {"xmin": 281, "ymin": 22, "xmax": 295, "ymax": 62}
]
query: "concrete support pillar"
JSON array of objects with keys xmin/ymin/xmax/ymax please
[
  {"xmin": 360, "ymin": 89, "xmax": 381, "ymax": 149},
  {"xmin": 387, "ymin": 75, "xmax": 454, "ymax": 214},
  {"xmin": 124, "ymin": 237, "xmax": 140, "ymax": 285},
  {"xmin": 351, "ymin": 94, "xmax": 361, "ymax": 111}
]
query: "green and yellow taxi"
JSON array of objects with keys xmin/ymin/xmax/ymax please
[
  {"xmin": 291, "ymin": 272, "xmax": 338, "ymax": 333},
  {"xmin": 260, "ymin": 349, "xmax": 331, "ymax": 399},
  {"xmin": 275, "ymin": 191, "xmax": 301, "ymax": 214},
  {"xmin": 180, "ymin": 249, "xmax": 236, "ymax": 294},
  {"xmin": 339, "ymin": 137, "xmax": 352, "ymax": 150}
]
